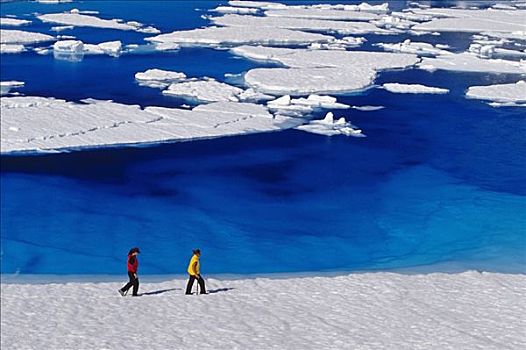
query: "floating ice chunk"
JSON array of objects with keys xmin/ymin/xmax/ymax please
[
  {"xmin": 488, "ymin": 101, "xmax": 526, "ymax": 107},
  {"xmin": 491, "ymin": 3, "xmax": 517, "ymax": 10},
  {"xmin": 53, "ymin": 39, "xmax": 83, "ymax": 53},
  {"xmin": 135, "ymin": 69, "xmax": 187, "ymax": 83},
  {"xmin": 0, "ymin": 81, "xmax": 24, "ymax": 95},
  {"xmin": 390, "ymin": 11, "xmax": 433, "ymax": 22},
  {"xmin": 0, "ymin": 44, "xmax": 26, "ymax": 54},
  {"xmin": 48, "ymin": 39, "xmax": 122, "ymax": 58},
  {"xmin": 268, "ymin": 95, "xmax": 290, "ymax": 106},
  {"xmin": 134, "ymin": 69, "xmax": 187, "ymax": 88},
  {"xmin": 50, "ymin": 25, "xmax": 74, "ymax": 32},
  {"xmin": 213, "ymin": 6, "xmax": 259, "ymax": 14},
  {"xmin": 153, "ymin": 42, "xmax": 180, "ymax": 51},
  {"xmin": 0, "ymin": 29, "xmax": 55, "ymax": 44},
  {"xmin": 1, "ymin": 96, "xmax": 296, "ymax": 153},
  {"xmin": 322, "ymin": 111, "xmax": 334, "ymax": 123},
  {"xmin": 264, "ymin": 8, "xmax": 379, "ymax": 21},
  {"xmin": 382, "ymin": 83, "xmax": 449, "ymax": 94},
  {"xmin": 236, "ymin": 88, "xmax": 274, "ymax": 102},
  {"xmin": 267, "ymin": 95, "xmax": 314, "ymax": 117},
  {"xmin": 296, "ymin": 112, "xmax": 365, "ymax": 137},
  {"xmin": 211, "ymin": 14, "xmax": 388, "ymax": 35},
  {"xmin": 351, "ymin": 105, "xmax": 385, "ymax": 111},
  {"xmin": 372, "ymin": 15, "xmax": 418, "ymax": 30},
  {"xmin": 352, "ymin": 2, "xmax": 389, "ymax": 14},
  {"xmin": 97, "ymin": 40, "xmax": 121, "ymax": 57},
  {"xmin": 291, "ymin": 94, "xmax": 350, "ymax": 109},
  {"xmin": 137, "ymin": 26, "xmax": 161, "ymax": 34},
  {"xmin": 38, "ymin": 12, "xmax": 159, "ymax": 33},
  {"xmin": 34, "ymin": 47, "xmax": 51, "ymax": 55},
  {"xmin": 469, "ymin": 41, "xmax": 526, "ymax": 59},
  {"xmin": 146, "ymin": 26, "xmax": 333, "ymax": 47},
  {"xmin": 0, "ymin": 17, "xmax": 31, "ymax": 26},
  {"xmin": 419, "ymin": 52, "xmax": 526, "ymax": 74},
  {"xmin": 408, "ymin": 30, "xmax": 441, "ymax": 36},
  {"xmin": 466, "ymin": 80, "xmax": 526, "ymax": 105},
  {"xmin": 375, "ymin": 39, "xmax": 451, "ymax": 56},
  {"xmin": 163, "ymin": 79, "xmax": 244, "ymax": 103}
]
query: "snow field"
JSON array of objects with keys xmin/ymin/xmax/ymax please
[{"xmin": 1, "ymin": 271, "xmax": 525, "ymax": 350}]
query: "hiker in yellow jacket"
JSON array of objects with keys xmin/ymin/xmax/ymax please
[{"xmin": 185, "ymin": 249, "xmax": 207, "ymax": 295}]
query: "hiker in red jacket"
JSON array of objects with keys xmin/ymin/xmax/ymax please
[{"xmin": 118, "ymin": 247, "xmax": 140, "ymax": 296}]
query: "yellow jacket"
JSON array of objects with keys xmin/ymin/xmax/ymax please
[{"xmin": 187, "ymin": 254, "xmax": 200, "ymax": 275}]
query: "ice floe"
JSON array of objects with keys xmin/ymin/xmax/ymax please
[
  {"xmin": 53, "ymin": 39, "xmax": 83, "ymax": 53},
  {"xmin": 0, "ymin": 17, "xmax": 31, "ymax": 26},
  {"xmin": 210, "ymin": 14, "xmax": 389, "ymax": 35},
  {"xmin": 375, "ymin": 39, "xmax": 451, "ymax": 56},
  {"xmin": 263, "ymin": 8, "xmax": 379, "ymax": 21},
  {"xmin": 296, "ymin": 112, "xmax": 365, "ymax": 137},
  {"xmin": 212, "ymin": 6, "xmax": 259, "ymax": 14},
  {"xmin": 233, "ymin": 46, "xmax": 419, "ymax": 95},
  {"xmin": 228, "ymin": 1, "xmax": 284, "ymax": 9},
  {"xmin": 135, "ymin": 69, "xmax": 187, "ymax": 88},
  {"xmin": 0, "ymin": 29, "xmax": 55, "ymax": 45},
  {"xmin": 0, "ymin": 81, "xmax": 24, "ymax": 95},
  {"xmin": 466, "ymin": 80, "xmax": 526, "ymax": 106},
  {"xmin": 419, "ymin": 52, "xmax": 526, "ymax": 74},
  {"xmin": 50, "ymin": 25, "xmax": 74, "ymax": 32},
  {"xmin": 146, "ymin": 26, "xmax": 333, "ymax": 47},
  {"xmin": 38, "ymin": 11, "xmax": 160, "ymax": 33},
  {"xmin": 162, "ymin": 79, "xmax": 244, "ymax": 103},
  {"xmin": 351, "ymin": 105, "xmax": 385, "ymax": 111},
  {"xmin": 227, "ymin": 1, "xmax": 385, "ymax": 14},
  {"xmin": 382, "ymin": 83, "xmax": 449, "ymax": 94},
  {"xmin": 0, "ymin": 96, "xmax": 298, "ymax": 154},
  {"xmin": 411, "ymin": 8, "xmax": 526, "ymax": 35},
  {"xmin": 0, "ymin": 44, "xmax": 26, "ymax": 54}
]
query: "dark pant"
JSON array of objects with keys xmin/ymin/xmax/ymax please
[
  {"xmin": 121, "ymin": 271, "xmax": 139, "ymax": 296},
  {"xmin": 185, "ymin": 274, "xmax": 206, "ymax": 294}
]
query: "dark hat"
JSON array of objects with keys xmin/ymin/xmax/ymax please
[
  {"xmin": 129, "ymin": 247, "xmax": 140, "ymax": 255},
  {"xmin": 192, "ymin": 249, "xmax": 201, "ymax": 255}
]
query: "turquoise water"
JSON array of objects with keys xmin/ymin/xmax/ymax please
[{"xmin": 1, "ymin": 1, "xmax": 525, "ymax": 275}]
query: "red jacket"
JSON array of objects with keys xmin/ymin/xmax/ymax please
[{"xmin": 127, "ymin": 254, "xmax": 138, "ymax": 273}]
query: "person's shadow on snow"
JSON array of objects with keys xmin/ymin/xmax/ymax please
[
  {"xmin": 207, "ymin": 288, "xmax": 235, "ymax": 294},
  {"xmin": 141, "ymin": 288, "xmax": 179, "ymax": 296}
]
